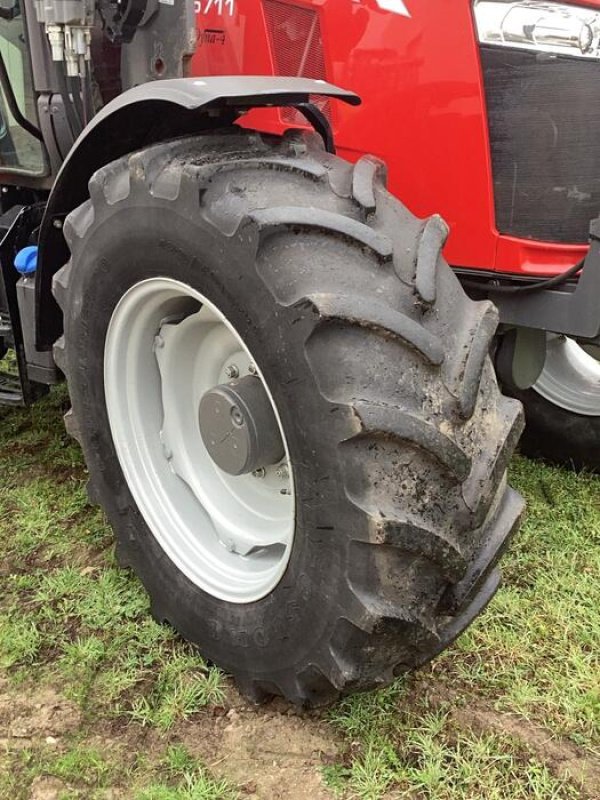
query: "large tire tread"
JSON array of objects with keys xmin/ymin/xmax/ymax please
[{"xmin": 53, "ymin": 129, "xmax": 524, "ymax": 706}]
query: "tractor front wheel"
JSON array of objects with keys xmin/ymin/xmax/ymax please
[
  {"xmin": 511, "ymin": 335, "xmax": 600, "ymax": 472},
  {"xmin": 53, "ymin": 130, "xmax": 524, "ymax": 706}
]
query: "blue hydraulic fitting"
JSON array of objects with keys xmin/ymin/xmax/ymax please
[{"xmin": 14, "ymin": 245, "xmax": 38, "ymax": 275}]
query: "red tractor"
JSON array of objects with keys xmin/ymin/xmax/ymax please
[{"xmin": 0, "ymin": 0, "xmax": 596, "ymax": 706}]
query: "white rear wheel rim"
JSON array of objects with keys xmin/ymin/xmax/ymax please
[
  {"xmin": 533, "ymin": 335, "xmax": 600, "ymax": 417},
  {"xmin": 104, "ymin": 277, "xmax": 295, "ymax": 603}
]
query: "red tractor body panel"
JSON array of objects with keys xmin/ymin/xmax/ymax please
[{"xmin": 191, "ymin": 0, "xmax": 596, "ymax": 277}]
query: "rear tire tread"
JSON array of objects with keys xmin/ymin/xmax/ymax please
[
  {"xmin": 53, "ymin": 130, "xmax": 524, "ymax": 706},
  {"xmin": 414, "ymin": 214, "xmax": 449, "ymax": 305},
  {"xmin": 352, "ymin": 155, "xmax": 386, "ymax": 213},
  {"xmin": 303, "ymin": 292, "xmax": 444, "ymax": 365},
  {"xmin": 459, "ymin": 301, "xmax": 500, "ymax": 419},
  {"xmin": 353, "ymin": 400, "xmax": 472, "ymax": 481},
  {"xmin": 248, "ymin": 206, "xmax": 394, "ymax": 261}
]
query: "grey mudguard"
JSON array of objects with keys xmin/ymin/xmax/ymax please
[
  {"xmin": 36, "ymin": 76, "xmax": 360, "ymax": 348},
  {"xmin": 89, "ymin": 76, "xmax": 360, "ymax": 119}
]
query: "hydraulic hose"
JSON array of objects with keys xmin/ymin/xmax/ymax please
[
  {"xmin": 461, "ymin": 257, "xmax": 585, "ymax": 295},
  {"xmin": 56, "ymin": 62, "xmax": 82, "ymax": 139},
  {"xmin": 68, "ymin": 74, "xmax": 85, "ymax": 130},
  {"xmin": 0, "ymin": 50, "xmax": 43, "ymax": 141}
]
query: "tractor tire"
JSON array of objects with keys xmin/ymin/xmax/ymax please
[
  {"xmin": 52, "ymin": 130, "xmax": 525, "ymax": 707},
  {"xmin": 509, "ymin": 337, "xmax": 600, "ymax": 472}
]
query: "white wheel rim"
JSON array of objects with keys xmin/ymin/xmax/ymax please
[
  {"xmin": 104, "ymin": 277, "xmax": 295, "ymax": 603},
  {"xmin": 533, "ymin": 334, "xmax": 600, "ymax": 417}
]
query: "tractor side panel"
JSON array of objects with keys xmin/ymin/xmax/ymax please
[{"xmin": 192, "ymin": 0, "xmax": 589, "ymax": 276}]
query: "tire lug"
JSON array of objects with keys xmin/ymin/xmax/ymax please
[
  {"xmin": 252, "ymin": 467, "xmax": 266, "ymax": 478},
  {"xmin": 248, "ymin": 363, "xmax": 257, "ymax": 375},
  {"xmin": 276, "ymin": 465, "xmax": 289, "ymax": 480},
  {"xmin": 225, "ymin": 364, "xmax": 239, "ymax": 379}
]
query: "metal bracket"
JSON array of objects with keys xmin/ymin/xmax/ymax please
[
  {"xmin": 98, "ymin": 0, "xmax": 153, "ymax": 43},
  {"xmin": 495, "ymin": 326, "xmax": 547, "ymax": 391},
  {"xmin": 293, "ymin": 102, "xmax": 336, "ymax": 154}
]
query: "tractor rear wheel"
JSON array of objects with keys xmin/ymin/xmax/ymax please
[
  {"xmin": 510, "ymin": 336, "xmax": 600, "ymax": 472},
  {"xmin": 53, "ymin": 130, "xmax": 524, "ymax": 707}
]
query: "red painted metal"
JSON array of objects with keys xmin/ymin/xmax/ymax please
[{"xmin": 191, "ymin": 0, "xmax": 596, "ymax": 277}]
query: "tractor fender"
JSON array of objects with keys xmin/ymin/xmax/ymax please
[{"xmin": 36, "ymin": 76, "xmax": 360, "ymax": 349}]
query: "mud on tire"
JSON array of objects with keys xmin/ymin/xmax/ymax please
[{"xmin": 53, "ymin": 130, "xmax": 525, "ymax": 707}]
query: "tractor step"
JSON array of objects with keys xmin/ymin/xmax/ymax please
[
  {"xmin": 0, "ymin": 369, "xmax": 26, "ymax": 405},
  {"xmin": 0, "ymin": 204, "xmax": 49, "ymax": 407}
]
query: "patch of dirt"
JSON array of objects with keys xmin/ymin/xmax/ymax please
[
  {"xmin": 28, "ymin": 776, "xmax": 68, "ymax": 800},
  {"xmin": 2, "ymin": 670, "xmax": 598, "ymax": 800},
  {"xmin": 53, "ymin": 680, "xmax": 342, "ymax": 800},
  {"xmin": 0, "ymin": 682, "xmax": 82, "ymax": 748},
  {"xmin": 451, "ymin": 704, "xmax": 600, "ymax": 799},
  {"xmin": 170, "ymin": 695, "xmax": 341, "ymax": 800}
]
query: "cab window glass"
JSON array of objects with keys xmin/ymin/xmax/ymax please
[{"xmin": 0, "ymin": 3, "xmax": 45, "ymax": 174}]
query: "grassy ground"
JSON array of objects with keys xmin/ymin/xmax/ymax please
[{"xmin": 0, "ymin": 386, "xmax": 598, "ymax": 799}]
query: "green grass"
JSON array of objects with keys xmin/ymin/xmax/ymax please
[
  {"xmin": 0, "ymin": 385, "xmax": 598, "ymax": 799},
  {"xmin": 0, "ymin": 741, "xmax": 238, "ymax": 799},
  {"xmin": 1, "ymin": 535, "xmax": 225, "ymax": 724},
  {"xmin": 0, "ymin": 387, "xmax": 231, "ymax": 799},
  {"xmin": 436, "ymin": 459, "xmax": 600, "ymax": 749},
  {"xmin": 326, "ymin": 687, "xmax": 582, "ymax": 799},
  {"xmin": 0, "ymin": 389, "xmax": 225, "ymax": 727}
]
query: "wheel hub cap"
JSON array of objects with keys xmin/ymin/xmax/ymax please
[{"xmin": 199, "ymin": 375, "xmax": 285, "ymax": 476}]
